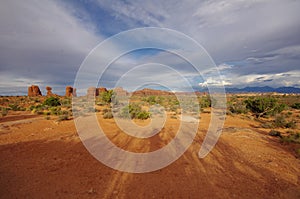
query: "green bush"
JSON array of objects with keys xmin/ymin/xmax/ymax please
[
  {"xmin": 136, "ymin": 111, "xmax": 151, "ymax": 120},
  {"xmin": 57, "ymin": 114, "xmax": 69, "ymax": 121},
  {"xmin": 100, "ymin": 90, "xmax": 114, "ymax": 104},
  {"xmin": 274, "ymin": 115, "xmax": 286, "ymax": 128},
  {"xmin": 291, "ymin": 103, "xmax": 300, "ymax": 109},
  {"xmin": 120, "ymin": 104, "xmax": 151, "ymax": 120},
  {"xmin": 8, "ymin": 104, "xmax": 21, "ymax": 111},
  {"xmin": 61, "ymin": 98, "xmax": 71, "ymax": 108},
  {"xmin": 269, "ymin": 130, "xmax": 282, "ymax": 137},
  {"xmin": 49, "ymin": 107, "xmax": 61, "ymax": 115},
  {"xmin": 281, "ymin": 133, "xmax": 300, "ymax": 144},
  {"xmin": 244, "ymin": 97, "xmax": 285, "ymax": 118},
  {"xmin": 199, "ymin": 96, "xmax": 211, "ymax": 108},
  {"xmin": 273, "ymin": 114, "xmax": 296, "ymax": 128},
  {"xmin": 228, "ymin": 101, "xmax": 248, "ymax": 114},
  {"xmin": 285, "ymin": 120, "xmax": 296, "ymax": 129},
  {"xmin": 43, "ymin": 97, "xmax": 61, "ymax": 107},
  {"xmin": 1, "ymin": 107, "xmax": 8, "ymax": 117}
]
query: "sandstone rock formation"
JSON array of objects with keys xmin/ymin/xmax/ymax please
[
  {"xmin": 65, "ymin": 86, "xmax": 76, "ymax": 97},
  {"xmin": 87, "ymin": 87, "xmax": 96, "ymax": 97},
  {"xmin": 46, "ymin": 86, "xmax": 54, "ymax": 96},
  {"xmin": 96, "ymin": 87, "xmax": 107, "ymax": 96},
  {"xmin": 28, "ymin": 85, "xmax": 42, "ymax": 97},
  {"xmin": 87, "ymin": 87, "xmax": 108, "ymax": 97},
  {"xmin": 113, "ymin": 87, "xmax": 128, "ymax": 96}
]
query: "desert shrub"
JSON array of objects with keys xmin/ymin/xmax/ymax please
[
  {"xmin": 291, "ymin": 103, "xmax": 300, "ymax": 109},
  {"xmin": 228, "ymin": 101, "xmax": 248, "ymax": 114},
  {"xmin": 281, "ymin": 133, "xmax": 300, "ymax": 144},
  {"xmin": 273, "ymin": 114, "xmax": 296, "ymax": 128},
  {"xmin": 61, "ymin": 98, "xmax": 71, "ymax": 108},
  {"xmin": 136, "ymin": 111, "xmax": 151, "ymax": 120},
  {"xmin": 120, "ymin": 104, "xmax": 151, "ymax": 120},
  {"xmin": 261, "ymin": 122, "xmax": 274, "ymax": 129},
  {"xmin": 244, "ymin": 97, "xmax": 285, "ymax": 118},
  {"xmin": 296, "ymin": 148, "xmax": 300, "ymax": 157},
  {"xmin": 103, "ymin": 111, "xmax": 113, "ymax": 119},
  {"xmin": 8, "ymin": 104, "xmax": 22, "ymax": 111},
  {"xmin": 269, "ymin": 130, "xmax": 282, "ymax": 137},
  {"xmin": 49, "ymin": 107, "xmax": 61, "ymax": 115},
  {"xmin": 285, "ymin": 120, "xmax": 296, "ymax": 129},
  {"xmin": 43, "ymin": 111, "xmax": 51, "ymax": 116},
  {"xmin": 43, "ymin": 97, "xmax": 61, "ymax": 107},
  {"xmin": 1, "ymin": 107, "xmax": 8, "ymax": 117},
  {"xmin": 274, "ymin": 115, "xmax": 286, "ymax": 128},
  {"xmin": 57, "ymin": 114, "xmax": 69, "ymax": 121},
  {"xmin": 57, "ymin": 110, "xmax": 71, "ymax": 121},
  {"xmin": 100, "ymin": 90, "xmax": 114, "ymax": 104},
  {"xmin": 144, "ymin": 96, "xmax": 157, "ymax": 105},
  {"xmin": 169, "ymin": 105, "xmax": 179, "ymax": 112},
  {"xmin": 199, "ymin": 96, "xmax": 211, "ymax": 108},
  {"xmin": 29, "ymin": 105, "xmax": 35, "ymax": 111}
]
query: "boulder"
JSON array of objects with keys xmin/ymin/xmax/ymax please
[
  {"xmin": 28, "ymin": 85, "xmax": 42, "ymax": 97},
  {"xmin": 46, "ymin": 86, "xmax": 54, "ymax": 96},
  {"xmin": 65, "ymin": 86, "xmax": 76, "ymax": 97}
]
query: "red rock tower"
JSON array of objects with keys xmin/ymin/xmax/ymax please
[{"xmin": 28, "ymin": 85, "xmax": 42, "ymax": 97}]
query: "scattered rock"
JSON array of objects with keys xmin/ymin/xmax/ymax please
[
  {"xmin": 28, "ymin": 85, "xmax": 42, "ymax": 97},
  {"xmin": 88, "ymin": 188, "xmax": 95, "ymax": 194}
]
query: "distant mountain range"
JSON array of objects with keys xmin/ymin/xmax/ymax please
[
  {"xmin": 195, "ymin": 86, "xmax": 300, "ymax": 93},
  {"xmin": 214, "ymin": 86, "xmax": 300, "ymax": 93}
]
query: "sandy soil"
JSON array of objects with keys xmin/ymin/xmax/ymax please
[{"xmin": 0, "ymin": 112, "xmax": 299, "ymax": 198}]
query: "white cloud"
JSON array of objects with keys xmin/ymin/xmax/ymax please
[
  {"xmin": 216, "ymin": 70, "xmax": 300, "ymax": 88},
  {"xmin": 0, "ymin": 0, "xmax": 105, "ymax": 94},
  {"xmin": 199, "ymin": 78, "xmax": 232, "ymax": 87}
]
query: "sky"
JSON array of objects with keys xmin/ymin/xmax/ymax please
[{"xmin": 0, "ymin": 0, "xmax": 300, "ymax": 95}]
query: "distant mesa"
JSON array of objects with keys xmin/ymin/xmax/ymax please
[
  {"xmin": 28, "ymin": 85, "xmax": 42, "ymax": 97},
  {"xmin": 87, "ymin": 87, "xmax": 107, "ymax": 97},
  {"xmin": 65, "ymin": 86, "xmax": 76, "ymax": 97},
  {"xmin": 113, "ymin": 87, "xmax": 128, "ymax": 96},
  {"xmin": 132, "ymin": 88, "xmax": 172, "ymax": 96}
]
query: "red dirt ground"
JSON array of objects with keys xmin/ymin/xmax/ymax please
[{"xmin": 0, "ymin": 112, "xmax": 299, "ymax": 198}]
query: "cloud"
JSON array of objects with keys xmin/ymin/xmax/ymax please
[
  {"xmin": 0, "ymin": 0, "xmax": 102, "ymax": 95},
  {"xmin": 202, "ymin": 70, "xmax": 300, "ymax": 88},
  {"xmin": 96, "ymin": 0, "xmax": 300, "ymax": 72},
  {"xmin": 0, "ymin": 0, "xmax": 299, "ymax": 95}
]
